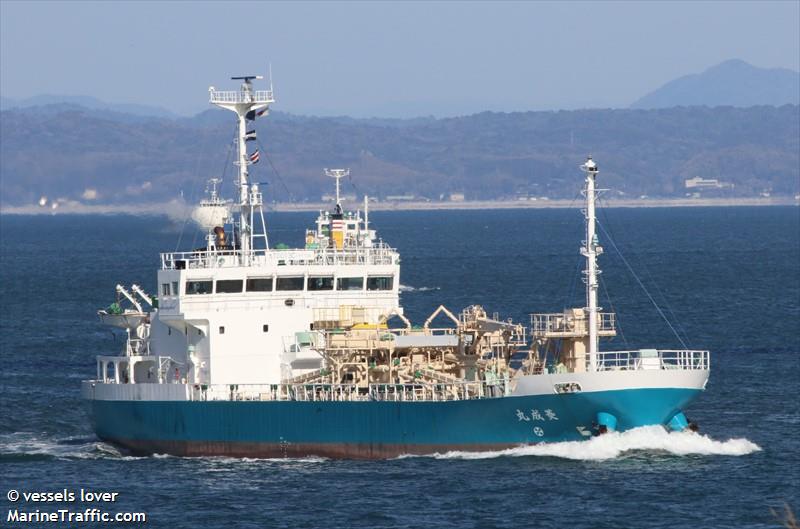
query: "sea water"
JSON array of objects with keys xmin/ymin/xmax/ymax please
[{"xmin": 1, "ymin": 207, "xmax": 798, "ymax": 528}]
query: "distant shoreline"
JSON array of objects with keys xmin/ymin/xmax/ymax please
[{"xmin": 0, "ymin": 196, "xmax": 797, "ymax": 216}]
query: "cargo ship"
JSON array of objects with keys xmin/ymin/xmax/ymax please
[{"xmin": 82, "ymin": 75, "xmax": 710, "ymax": 458}]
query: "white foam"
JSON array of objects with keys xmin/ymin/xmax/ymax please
[
  {"xmin": 399, "ymin": 284, "xmax": 440, "ymax": 293},
  {"xmin": 0, "ymin": 432, "xmax": 137, "ymax": 460},
  {"xmin": 1, "ymin": 433, "xmax": 332, "ymax": 463},
  {"xmin": 422, "ymin": 426, "xmax": 762, "ymax": 461},
  {"xmin": 240, "ymin": 456, "xmax": 329, "ymax": 464},
  {"xmin": 193, "ymin": 455, "xmax": 329, "ymax": 464}
]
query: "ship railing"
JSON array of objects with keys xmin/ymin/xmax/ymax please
[
  {"xmin": 195, "ymin": 383, "xmax": 368, "ymax": 402},
  {"xmin": 313, "ymin": 306, "xmax": 389, "ymax": 327},
  {"xmin": 592, "ymin": 349, "xmax": 710, "ymax": 372},
  {"xmin": 531, "ymin": 312, "xmax": 616, "ymax": 335},
  {"xmin": 125, "ymin": 336, "xmax": 149, "ymax": 356},
  {"xmin": 368, "ymin": 382, "xmax": 497, "ymax": 402},
  {"xmin": 160, "ymin": 245, "xmax": 398, "ymax": 270},
  {"xmin": 389, "ymin": 327, "xmax": 458, "ymax": 336},
  {"xmin": 209, "ymin": 89, "xmax": 274, "ymax": 104},
  {"xmin": 189, "ymin": 380, "xmax": 506, "ymax": 402}
]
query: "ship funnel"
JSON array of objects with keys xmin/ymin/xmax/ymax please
[{"xmin": 214, "ymin": 226, "xmax": 226, "ymax": 247}]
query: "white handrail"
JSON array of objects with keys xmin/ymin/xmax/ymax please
[
  {"xmin": 590, "ymin": 349, "xmax": 710, "ymax": 371},
  {"xmin": 209, "ymin": 90, "xmax": 274, "ymax": 104},
  {"xmin": 181, "ymin": 380, "xmax": 504, "ymax": 403},
  {"xmin": 531, "ymin": 312, "xmax": 616, "ymax": 334},
  {"xmin": 161, "ymin": 245, "xmax": 398, "ymax": 270}
]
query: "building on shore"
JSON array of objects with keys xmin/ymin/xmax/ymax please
[
  {"xmin": 322, "ymin": 193, "xmax": 356, "ymax": 202},
  {"xmin": 684, "ymin": 177, "xmax": 733, "ymax": 190}
]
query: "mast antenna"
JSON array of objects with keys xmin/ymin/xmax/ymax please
[
  {"xmin": 324, "ymin": 168, "xmax": 349, "ymax": 207},
  {"xmin": 208, "ymin": 75, "xmax": 274, "ymax": 259},
  {"xmin": 269, "ymin": 63, "xmax": 274, "ymax": 93}
]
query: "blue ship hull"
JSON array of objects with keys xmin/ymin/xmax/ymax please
[{"xmin": 90, "ymin": 387, "xmax": 700, "ymax": 458}]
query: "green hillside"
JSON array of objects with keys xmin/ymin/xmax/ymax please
[{"xmin": 1, "ymin": 104, "xmax": 797, "ymax": 206}]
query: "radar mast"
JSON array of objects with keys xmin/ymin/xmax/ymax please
[
  {"xmin": 324, "ymin": 168, "xmax": 349, "ymax": 211},
  {"xmin": 208, "ymin": 76, "xmax": 274, "ymax": 259}
]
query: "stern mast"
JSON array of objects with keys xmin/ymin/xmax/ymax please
[{"xmin": 580, "ymin": 157, "xmax": 602, "ymax": 371}]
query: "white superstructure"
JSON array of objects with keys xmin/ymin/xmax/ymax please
[{"xmin": 106, "ymin": 76, "xmax": 402, "ymax": 387}]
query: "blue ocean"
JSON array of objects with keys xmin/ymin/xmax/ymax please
[{"xmin": 1, "ymin": 206, "xmax": 798, "ymax": 528}]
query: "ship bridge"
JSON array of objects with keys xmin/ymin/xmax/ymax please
[{"xmin": 160, "ymin": 244, "xmax": 398, "ymax": 270}]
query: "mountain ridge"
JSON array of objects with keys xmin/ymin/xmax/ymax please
[
  {"xmin": 0, "ymin": 94, "xmax": 180, "ymax": 119},
  {"xmin": 1, "ymin": 103, "xmax": 797, "ymax": 207},
  {"xmin": 632, "ymin": 59, "xmax": 799, "ymax": 109}
]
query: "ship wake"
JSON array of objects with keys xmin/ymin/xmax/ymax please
[
  {"xmin": 0, "ymin": 432, "xmax": 138, "ymax": 462},
  {"xmin": 418, "ymin": 426, "xmax": 761, "ymax": 461}
]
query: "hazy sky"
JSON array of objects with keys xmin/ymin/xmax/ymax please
[{"xmin": 1, "ymin": 1, "xmax": 798, "ymax": 117}]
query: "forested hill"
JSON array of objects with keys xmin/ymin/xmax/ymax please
[
  {"xmin": 632, "ymin": 60, "xmax": 800, "ymax": 109},
  {"xmin": 1, "ymin": 104, "xmax": 798, "ymax": 206}
]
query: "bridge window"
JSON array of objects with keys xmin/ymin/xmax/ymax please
[
  {"xmin": 308, "ymin": 276, "xmax": 334, "ymax": 291},
  {"xmin": 216, "ymin": 279, "xmax": 243, "ymax": 293},
  {"xmin": 185, "ymin": 280, "xmax": 212, "ymax": 295},
  {"xmin": 337, "ymin": 277, "xmax": 364, "ymax": 291},
  {"xmin": 246, "ymin": 277, "xmax": 273, "ymax": 292},
  {"xmin": 367, "ymin": 276, "xmax": 394, "ymax": 291},
  {"xmin": 276, "ymin": 276, "xmax": 305, "ymax": 291},
  {"xmin": 162, "ymin": 283, "xmax": 171, "ymax": 296}
]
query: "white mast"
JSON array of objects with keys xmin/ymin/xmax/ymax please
[
  {"xmin": 325, "ymin": 168, "xmax": 349, "ymax": 207},
  {"xmin": 208, "ymin": 76, "xmax": 274, "ymax": 259},
  {"xmin": 364, "ymin": 195, "xmax": 369, "ymax": 233},
  {"xmin": 580, "ymin": 156, "xmax": 602, "ymax": 371}
]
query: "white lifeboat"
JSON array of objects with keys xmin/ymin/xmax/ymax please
[{"xmin": 97, "ymin": 308, "xmax": 148, "ymax": 330}]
